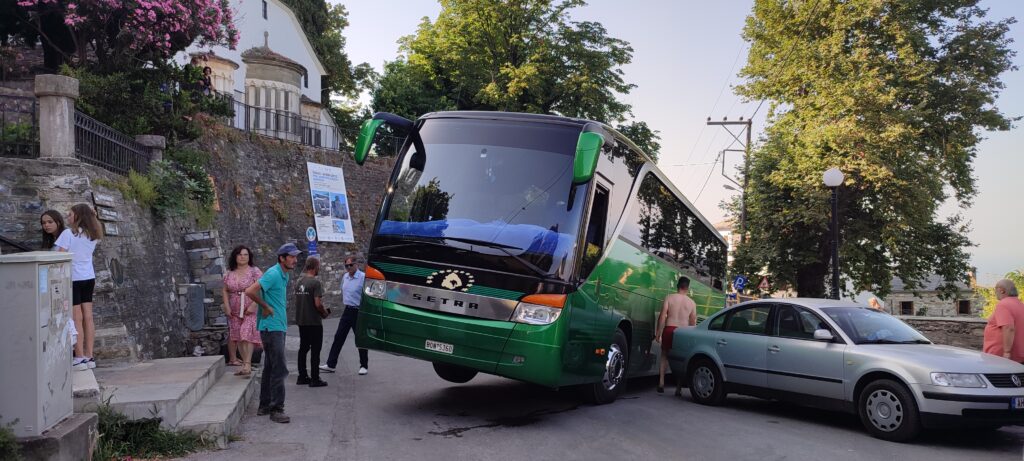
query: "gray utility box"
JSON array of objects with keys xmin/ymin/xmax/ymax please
[{"xmin": 0, "ymin": 251, "xmax": 74, "ymax": 437}]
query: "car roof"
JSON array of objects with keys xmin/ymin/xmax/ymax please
[{"xmin": 729, "ymin": 298, "xmax": 866, "ymax": 312}]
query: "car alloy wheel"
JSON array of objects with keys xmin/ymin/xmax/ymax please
[
  {"xmin": 692, "ymin": 365, "xmax": 716, "ymax": 399},
  {"xmin": 865, "ymin": 389, "xmax": 904, "ymax": 432},
  {"xmin": 602, "ymin": 343, "xmax": 626, "ymax": 391}
]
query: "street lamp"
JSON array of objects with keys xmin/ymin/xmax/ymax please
[{"xmin": 822, "ymin": 167, "xmax": 844, "ymax": 300}]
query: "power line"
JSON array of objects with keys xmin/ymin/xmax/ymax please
[
  {"xmin": 694, "ymin": 151, "xmax": 723, "ymax": 202},
  {"xmin": 681, "ymin": 43, "xmax": 748, "ymax": 166}
]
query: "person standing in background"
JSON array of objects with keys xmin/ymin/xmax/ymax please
[
  {"xmin": 221, "ymin": 245, "xmax": 263, "ymax": 376},
  {"xmin": 40, "ymin": 210, "xmax": 66, "ymax": 250},
  {"xmin": 321, "ymin": 256, "xmax": 368, "ymax": 375},
  {"xmin": 55, "ymin": 204, "xmax": 102, "ymax": 371},
  {"xmin": 245, "ymin": 242, "xmax": 302, "ymax": 424},
  {"xmin": 294, "ymin": 257, "xmax": 329, "ymax": 388},
  {"xmin": 984, "ymin": 279, "xmax": 1024, "ymax": 363}
]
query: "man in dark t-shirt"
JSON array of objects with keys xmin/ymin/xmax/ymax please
[{"xmin": 294, "ymin": 257, "xmax": 329, "ymax": 387}]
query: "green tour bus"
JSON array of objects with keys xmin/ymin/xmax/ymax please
[{"xmin": 351, "ymin": 111, "xmax": 727, "ymax": 403}]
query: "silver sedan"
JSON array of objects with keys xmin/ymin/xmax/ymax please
[{"xmin": 667, "ymin": 298, "xmax": 1024, "ymax": 442}]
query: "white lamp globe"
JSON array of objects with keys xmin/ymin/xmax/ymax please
[{"xmin": 822, "ymin": 167, "xmax": 844, "ymax": 187}]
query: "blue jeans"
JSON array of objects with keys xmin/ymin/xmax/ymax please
[
  {"xmin": 326, "ymin": 306, "xmax": 368, "ymax": 369},
  {"xmin": 259, "ymin": 330, "xmax": 288, "ymax": 411}
]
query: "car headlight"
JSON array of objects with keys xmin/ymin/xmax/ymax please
[
  {"xmin": 512, "ymin": 302, "xmax": 561, "ymax": 325},
  {"xmin": 930, "ymin": 372, "xmax": 987, "ymax": 388},
  {"xmin": 363, "ymin": 280, "xmax": 386, "ymax": 300}
]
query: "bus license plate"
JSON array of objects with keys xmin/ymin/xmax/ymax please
[
  {"xmin": 1013, "ymin": 397, "xmax": 1024, "ymax": 410},
  {"xmin": 425, "ymin": 340, "xmax": 453, "ymax": 354}
]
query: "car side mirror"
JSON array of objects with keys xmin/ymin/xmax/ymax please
[{"xmin": 813, "ymin": 329, "xmax": 834, "ymax": 341}]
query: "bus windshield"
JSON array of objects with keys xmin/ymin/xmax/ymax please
[{"xmin": 375, "ymin": 117, "xmax": 588, "ymax": 281}]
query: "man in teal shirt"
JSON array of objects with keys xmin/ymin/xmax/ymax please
[{"xmin": 245, "ymin": 242, "xmax": 302, "ymax": 423}]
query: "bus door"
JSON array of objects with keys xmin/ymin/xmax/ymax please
[{"xmin": 566, "ymin": 182, "xmax": 612, "ymax": 378}]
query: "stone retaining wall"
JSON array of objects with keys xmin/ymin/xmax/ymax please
[{"xmin": 899, "ymin": 316, "xmax": 987, "ymax": 351}]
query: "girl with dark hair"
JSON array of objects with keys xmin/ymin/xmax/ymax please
[
  {"xmin": 55, "ymin": 203, "xmax": 102, "ymax": 371},
  {"xmin": 221, "ymin": 245, "xmax": 263, "ymax": 376},
  {"xmin": 40, "ymin": 210, "xmax": 66, "ymax": 250}
]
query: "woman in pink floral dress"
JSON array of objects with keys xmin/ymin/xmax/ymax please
[{"xmin": 221, "ymin": 245, "xmax": 263, "ymax": 376}]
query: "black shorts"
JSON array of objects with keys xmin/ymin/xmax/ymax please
[{"xmin": 72, "ymin": 279, "xmax": 95, "ymax": 305}]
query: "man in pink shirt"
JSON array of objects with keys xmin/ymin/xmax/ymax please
[{"xmin": 983, "ymin": 279, "xmax": 1024, "ymax": 362}]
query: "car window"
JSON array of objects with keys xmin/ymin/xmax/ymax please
[
  {"xmin": 707, "ymin": 314, "xmax": 726, "ymax": 331},
  {"xmin": 775, "ymin": 304, "xmax": 830, "ymax": 340},
  {"xmin": 723, "ymin": 304, "xmax": 771, "ymax": 335}
]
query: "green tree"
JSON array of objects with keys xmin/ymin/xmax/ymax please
[
  {"xmin": 731, "ymin": 0, "xmax": 1016, "ymax": 298},
  {"xmin": 979, "ymin": 270, "xmax": 1024, "ymax": 318},
  {"xmin": 372, "ymin": 0, "xmax": 635, "ymax": 122},
  {"xmin": 615, "ymin": 120, "xmax": 660, "ymax": 162},
  {"xmin": 279, "ymin": 0, "xmax": 374, "ymax": 101}
]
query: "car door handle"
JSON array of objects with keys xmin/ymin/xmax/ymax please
[
  {"xmin": 716, "ymin": 339, "xmax": 728, "ymax": 346},
  {"xmin": 768, "ymin": 345, "xmax": 780, "ymax": 353}
]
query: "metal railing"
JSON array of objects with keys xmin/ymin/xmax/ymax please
[
  {"xmin": 221, "ymin": 94, "xmax": 406, "ymax": 156},
  {"xmin": 0, "ymin": 94, "xmax": 38, "ymax": 159},
  {"xmin": 75, "ymin": 110, "xmax": 151, "ymax": 175}
]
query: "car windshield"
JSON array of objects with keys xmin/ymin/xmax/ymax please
[
  {"xmin": 374, "ymin": 117, "xmax": 588, "ymax": 281},
  {"xmin": 822, "ymin": 307, "xmax": 930, "ymax": 345}
]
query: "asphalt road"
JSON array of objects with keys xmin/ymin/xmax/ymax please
[{"xmin": 185, "ymin": 319, "xmax": 1024, "ymax": 461}]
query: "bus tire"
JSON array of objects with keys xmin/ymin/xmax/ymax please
[
  {"xmin": 433, "ymin": 362, "xmax": 478, "ymax": 384},
  {"xmin": 581, "ymin": 328, "xmax": 629, "ymax": 405}
]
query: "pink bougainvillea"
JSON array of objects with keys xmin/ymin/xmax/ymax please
[{"xmin": 18, "ymin": 0, "xmax": 238, "ymax": 66}]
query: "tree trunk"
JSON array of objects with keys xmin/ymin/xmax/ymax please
[{"xmin": 796, "ymin": 262, "xmax": 827, "ymax": 298}]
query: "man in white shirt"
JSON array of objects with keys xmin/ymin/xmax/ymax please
[{"xmin": 321, "ymin": 257, "xmax": 369, "ymax": 375}]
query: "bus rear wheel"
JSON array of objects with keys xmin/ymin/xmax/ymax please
[
  {"xmin": 581, "ymin": 328, "xmax": 629, "ymax": 405},
  {"xmin": 433, "ymin": 362, "xmax": 478, "ymax": 383}
]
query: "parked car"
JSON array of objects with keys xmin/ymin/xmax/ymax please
[{"xmin": 667, "ymin": 298, "xmax": 1024, "ymax": 442}]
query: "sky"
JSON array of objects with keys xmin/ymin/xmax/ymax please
[{"xmin": 337, "ymin": 0, "xmax": 1023, "ymax": 287}]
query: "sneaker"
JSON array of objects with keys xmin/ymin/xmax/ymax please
[
  {"xmin": 269, "ymin": 411, "xmax": 290, "ymax": 424},
  {"xmin": 87, "ymin": 358, "xmax": 96, "ymax": 369},
  {"xmin": 72, "ymin": 357, "xmax": 89, "ymax": 371},
  {"xmin": 358, "ymin": 367, "xmax": 368, "ymax": 376},
  {"xmin": 296, "ymin": 376, "xmax": 310, "ymax": 385},
  {"xmin": 309, "ymin": 379, "xmax": 328, "ymax": 388},
  {"xmin": 318, "ymin": 364, "xmax": 336, "ymax": 373}
]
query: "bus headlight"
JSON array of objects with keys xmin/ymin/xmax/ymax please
[
  {"xmin": 512, "ymin": 302, "xmax": 561, "ymax": 325},
  {"xmin": 364, "ymin": 280, "xmax": 386, "ymax": 300}
]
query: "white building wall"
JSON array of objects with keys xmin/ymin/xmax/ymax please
[{"xmin": 177, "ymin": 0, "xmax": 326, "ymax": 105}]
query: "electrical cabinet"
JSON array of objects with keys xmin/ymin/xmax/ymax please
[{"xmin": 0, "ymin": 251, "xmax": 74, "ymax": 437}]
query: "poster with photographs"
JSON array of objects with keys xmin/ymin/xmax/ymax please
[{"xmin": 306, "ymin": 162, "xmax": 355, "ymax": 243}]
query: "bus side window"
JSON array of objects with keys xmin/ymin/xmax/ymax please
[{"xmin": 580, "ymin": 186, "xmax": 609, "ymax": 279}]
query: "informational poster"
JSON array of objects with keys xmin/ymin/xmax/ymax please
[{"xmin": 307, "ymin": 162, "xmax": 354, "ymax": 243}]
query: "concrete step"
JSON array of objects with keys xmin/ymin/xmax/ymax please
[
  {"xmin": 94, "ymin": 356, "xmax": 224, "ymax": 429},
  {"xmin": 94, "ymin": 324, "xmax": 139, "ymax": 363},
  {"xmin": 71, "ymin": 368, "xmax": 100, "ymax": 413},
  {"xmin": 178, "ymin": 367, "xmax": 261, "ymax": 449}
]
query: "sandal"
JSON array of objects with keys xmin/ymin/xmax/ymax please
[
  {"xmin": 227, "ymin": 361, "xmax": 242, "ymax": 366},
  {"xmin": 236, "ymin": 362, "xmax": 252, "ymax": 377}
]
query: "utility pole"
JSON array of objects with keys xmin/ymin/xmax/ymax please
[{"xmin": 706, "ymin": 117, "xmax": 752, "ymax": 243}]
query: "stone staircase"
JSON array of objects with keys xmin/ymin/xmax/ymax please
[{"xmin": 90, "ymin": 356, "xmax": 259, "ymax": 448}]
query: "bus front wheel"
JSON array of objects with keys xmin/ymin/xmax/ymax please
[
  {"xmin": 581, "ymin": 328, "xmax": 629, "ymax": 405},
  {"xmin": 433, "ymin": 362, "xmax": 478, "ymax": 383}
]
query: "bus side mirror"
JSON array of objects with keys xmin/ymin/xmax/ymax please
[
  {"xmin": 573, "ymin": 132, "xmax": 604, "ymax": 184},
  {"xmin": 353, "ymin": 118, "xmax": 385, "ymax": 166}
]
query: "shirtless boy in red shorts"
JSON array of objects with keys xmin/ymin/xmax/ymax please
[{"xmin": 655, "ymin": 276, "xmax": 697, "ymax": 395}]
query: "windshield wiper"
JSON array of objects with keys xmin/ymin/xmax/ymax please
[
  {"xmin": 442, "ymin": 236, "xmax": 521, "ymax": 250},
  {"xmin": 442, "ymin": 237, "xmax": 555, "ymax": 280},
  {"xmin": 373, "ymin": 236, "xmax": 450, "ymax": 253}
]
